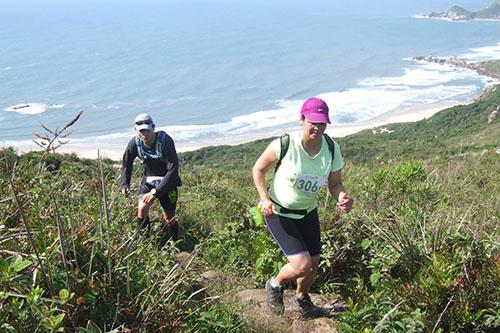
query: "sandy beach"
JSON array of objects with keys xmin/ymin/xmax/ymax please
[{"xmin": 3, "ymin": 100, "xmax": 460, "ymax": 161}]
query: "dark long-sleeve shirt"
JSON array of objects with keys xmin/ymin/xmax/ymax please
[{"xmin": 120, "ymin": 131, "xmax": 181, "ymax": 197}]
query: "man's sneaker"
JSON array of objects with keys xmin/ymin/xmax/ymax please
[
  {"xmin": 265, "ymin": 279, "xmax": 284, "ymax": 315},
  {"xmin": 295, "ymin": 294, "xmax": 319, "ymax": 317},
  {"xmin": 136, "ymin": 217, "xmax": 150, "ymax": 230}
]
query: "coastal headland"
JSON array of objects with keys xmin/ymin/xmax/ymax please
[
  {"xmin": 422, "ymin": 1, "xmax": 500, "ymax": 21},
  {"xmin": 413, "ymin": 55, "xmax": 500, "ymax": 80}
]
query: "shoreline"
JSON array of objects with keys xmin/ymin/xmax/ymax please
[
  {"xmin": 3, "ymin": 54, "xmax": 498, "ymax": 161},
  {"xmin": 3, "ymin": 99, "xmax": 462, "ymax": 161}
]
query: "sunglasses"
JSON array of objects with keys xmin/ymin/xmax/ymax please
[{"xmin": 135, "ymin": 120, "xmax": 152, "ymax": 126}]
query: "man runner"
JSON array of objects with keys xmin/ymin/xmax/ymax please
[{"xmin": 120, "ymin": 113, "xmax": 182, "ymax": 247}]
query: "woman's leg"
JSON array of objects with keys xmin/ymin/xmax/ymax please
[
  {"xmin": 295, "ymin": 254, "xmax": 320, "ymax": 298},
  {"xmin": 274, "ymin": 252, "xmax": 312, "ymax": 286},
  {"xmin": 264, "ymin": 214, "xmax": 310, "ymax": 314},
  {"xmin": 294, "ymin": 209, "xmax": 321, "ymax": 298}
]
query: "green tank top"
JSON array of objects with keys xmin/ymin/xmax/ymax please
[{"xmin": 268, "ymin": 133, "xmax": 344, "ymax": 219}]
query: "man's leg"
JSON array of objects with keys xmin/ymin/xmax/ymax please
[
  {"xmin": 158, "ymin": 189, "xmax": 179, "ymax": 248},
  {"xmin": 137, "ymin": 194, "xmax": 152, "ymax": 229},
  {"xmin": 136, "ymin": 180, "xmax": 154, "ymax": 230},
  {"xmin": 163, "ymin": 213, "xmax": 178, "ymax": 241}
]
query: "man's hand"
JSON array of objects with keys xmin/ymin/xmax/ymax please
[
  {"xmin": 121, "ymin": 187, "xmax": 130, "ymax": 197},
  {"xmin": 142, "ymin": 192, "xmax": 156, "ymax": 204},
  {"xmin": 337, "ymin": 192, "xmax": 353, "ymax": 213}
]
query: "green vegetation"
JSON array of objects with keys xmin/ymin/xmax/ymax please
[
  {"xmin": 1, "ymin": 86, "xmax": 499, "ymax": 331},
  {"xmin": 482, "ymin": 60, "xmax": 500, "ymax": 74},
  {"xmin": 1, "ymin": 149, "xmax": 246, "ymax": 332}
]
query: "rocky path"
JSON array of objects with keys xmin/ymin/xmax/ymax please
[
  {"xmin": 236, "ymin": 289, "xmax": 346, "ymax": 332},
  {"xmin": 173, "ymin": 251, "xmax": 347, "ymax": 332}
]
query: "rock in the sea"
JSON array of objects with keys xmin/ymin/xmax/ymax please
[
  {"xmin": 425, "ymin": 1, "xmax": 500, "ymax": 21},
  {"xmin": 428, "ymin": 5, "xmax": 473, "ymax": 21}
]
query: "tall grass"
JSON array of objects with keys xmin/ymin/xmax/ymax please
[{"xmin": 0, "ymin": 150, "xmax": 243, "ymax": 332}]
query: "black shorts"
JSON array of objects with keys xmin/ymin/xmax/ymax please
[
  {"xmin": 264, "ymin": 209, "xmax": 321, "ymax": 257},
  {"xmin": 138, "ymin": 178, "xmax": 177, "ymax": 216}
]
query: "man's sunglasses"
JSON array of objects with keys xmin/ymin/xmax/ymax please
[{"xmin": 135, "ymin": 120, "xmax": 152, "ymax": 126}]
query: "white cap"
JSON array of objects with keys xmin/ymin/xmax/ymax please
[{"xmin": 134, "ymin": 113, "xmax": 154, "ymax": 131}]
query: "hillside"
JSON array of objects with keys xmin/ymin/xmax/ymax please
[
  {"xmin": 426, "ymin": 0, "xmax": 500, "ymax": 20},
  {"xmin": 2, "ymin": 116, "xmax": 498, "ymax": 332},
  {"xmin": 482, "ymin": 59, "xmax": 500, "ymax": 73}
]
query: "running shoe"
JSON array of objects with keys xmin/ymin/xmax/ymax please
[
  {"xmin": 295, "ymin": 293, "xmax": 319, "ymax": 317},
  {"xmin": 265, "ymin": 279, "xmax": 284, "ymax": 315}
]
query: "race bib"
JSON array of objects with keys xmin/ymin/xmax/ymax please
[
  {"xmin": 293, "ymin": 174, "xmax": 326, "ymax": 194},
  {"xmin": 145, "ymin": 176, "xmax": 163, "ymax": 186}
]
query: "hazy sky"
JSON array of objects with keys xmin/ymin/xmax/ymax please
[
  {"xmin": 0, "ymin": 1, "xmax": 497, "ymax": 27},
  {"xmin": 1, "ymin": 0, "xmax": 496, "ymax": 10}
]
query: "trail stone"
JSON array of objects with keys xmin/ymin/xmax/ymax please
[
  {"xmin": 237, "ymin": 289, "xmax": 345, "ymax": 332},
  {"xmin": 201, "ymin": 270, "xmax": 220, "ymax": 282},
  {"xmin": 173, "ymin": 251, "xmax": 191, "ymax": 264},
  {"xmin": 487, "ymin": 109, "xmax": 498, "ymax": 124}
]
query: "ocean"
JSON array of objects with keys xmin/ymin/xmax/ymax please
[{"xmin": 1, "ymin": 0, "xmax": 500, "ymax": 152}]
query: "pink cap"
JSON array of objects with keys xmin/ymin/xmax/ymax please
[{"xmin": 300, "ymin": 97, "xmax": 331, "ymax": 124}]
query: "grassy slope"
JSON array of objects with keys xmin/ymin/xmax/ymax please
[
  {"xmin": 340, "ymin": 84, "xmax": 500, "ymax": 163},
  {"xmin": 481, "ymin": 59, "xmax": 500, "ymax": 73}
]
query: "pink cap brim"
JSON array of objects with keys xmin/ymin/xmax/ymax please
[{"xmin": 304, "ymin": 113, "xmax": 331, "ymax": 124}]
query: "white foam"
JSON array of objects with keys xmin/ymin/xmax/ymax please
[
  {"xmin": 4, "ymin": 103, "xmax": 65, "ymax": 115},
  {"xmin": 412, "ymin": 14, "xmax": 473, "ymax": 22},
  {"xmin": 48, "ymin": 104, "xmax": 65, "ymax": 109},
  {"xmin": 414, "ymin": 15, "xmax": 463, "ymax": 22},
  {"xmin": 4, "ymin": 103, "xmax": 47, "ymax": 114},
  {"xmin": 359, "ymin": 63, "xmax": 474, "ymax": 87},
  {"xmin": 1, "ymin": 139, "xmax": 35, "ymax": 148},
  {"xmin": 461, "ymin": 42, "xmax": 500, "ymax": 61}
]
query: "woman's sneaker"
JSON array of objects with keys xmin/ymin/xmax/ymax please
[
  {"xmin": 265, "ymin": 279, "xmax": 284, "ymax": 315},
  {"xmin": 295, "ymin": 294, "xmax": 319, "ymax": 317}
]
